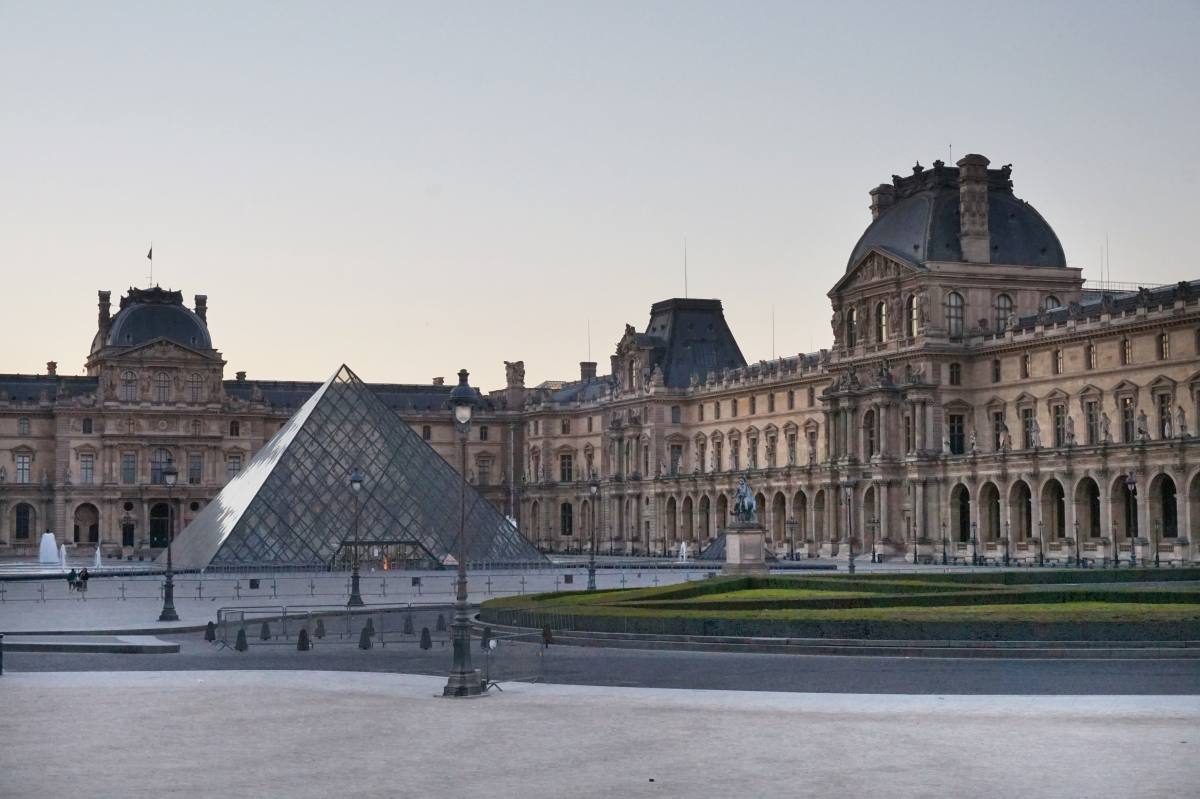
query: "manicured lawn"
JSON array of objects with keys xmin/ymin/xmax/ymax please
[{"xmin": 682, "ymin": 588, "xmax": 873, "ymax": 603}]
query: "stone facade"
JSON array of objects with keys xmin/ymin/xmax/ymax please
[{"xmin": 3, "ymin": 154, "xmax": 1198, "ymax": 564}]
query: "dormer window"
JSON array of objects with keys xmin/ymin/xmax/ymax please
[
  {"xmin": 1042, "ymin": 295, "xmax": 1062, "ymax": 313},
  {"xmin": 994, "ymin": 293, "xmax": 1013, "ymax": 333}
]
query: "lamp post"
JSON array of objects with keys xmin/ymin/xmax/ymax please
[
  {"xmin": 940, "ymin": 521, "xmax": 947, "ymax": 565},
  {"xmin": 1003, "ymin": 519, "xmax": 1011, "ymax": 567},
  {"xmin": 970, "ymin": 521, "xmax": 978, "ymax": 566},
  {"xmin": 444, "ymin": 369, "xmax": 483, "ymax": 697},
  {"xmin": 843, "ymin": 479, "xmax": 856, "ymax": 575},
  {"xmin": 347, "ymin": 467, "xmax": 364, "ymax": 607},
  {"xmin": 1036, "ymin": 520, "xmax": 1045, "ymax": 567},
  {"xmin": 1125, "ymin": 473, "xmax": 1138, "ymax": 567},
  {"xmin": 1154, "ymin": 520, "xmax": 1161, "ymax": 568},
  {"xmin": 786, "ymin": 517, "xmax": 798, "ymax": 561},
  {"xmin": 158, "ymin": 460, "xmax": 179, "ymax": 622},
  {"xmin": 587, "ymin": 478, "xmax": 599, "ymax": 590},
  {"xmin": 910, "ymin": 517, "xmax": 918, "ymax": 566},
  {"xmin": 1073, "ymin": 518, "xmax": 1082, "ymax": 568}
]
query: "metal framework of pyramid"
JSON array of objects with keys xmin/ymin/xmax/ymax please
[{"xmin": 165, "ymin": 365, "xmax": 545, "ymax": 571}]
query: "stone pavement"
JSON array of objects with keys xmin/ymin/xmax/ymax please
[
  {"xmin": 1, "ymin": 670, "xmax": 1197, "ymax": 798},
  {"xmin": 0, "ymin": 567, "xmax": 697, "ymax": 633}
]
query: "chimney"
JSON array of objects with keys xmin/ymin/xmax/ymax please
[
  {"xmin": 194, "ymin": 294, "xmax": 208, "ymax": 323},
  {"xmin": 97, "ymin": 290, "xmax": 111, "ymax": 330},
  {"xmin": 432, "ymin": 377, "xmax": 445, "ymax": 386},
  {"xmin": 46, "ymin": 361, "xmax": 57, "ymax": 376},
  {"xmin": 956, "ymin": 153, "xmax": 991, "ymax": 263},
  {"xmin": 868, "ymin": 184, "xmax": 895, "ymax": 220},
  {"xmin": 235, "ymin": 371, "xmax": 246, "ymax": 382},
  {"xmin": 580, "ymin": 361, "xmax": 597, "ymax": 381}
]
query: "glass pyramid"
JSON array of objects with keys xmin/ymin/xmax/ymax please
[{"xmin": 165, "ymin": 365, "xmax": 545, "ymax": 570}]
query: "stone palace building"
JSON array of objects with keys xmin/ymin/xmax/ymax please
[{"xmin": 2, "ymin": 154, "xmax": 1199, "ymax": 564}]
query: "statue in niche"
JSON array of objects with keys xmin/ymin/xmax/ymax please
[
  {"xmin": 1100, "ymin": 413, "xmax": 1112, "ymax": 443},
  {"xmin": 1030, "ymin": 418, "xmax": 1042, "ymax": 449},
  {"xmin": 1177, "ymin": 405, "xmax": 1188, "ymax": 438},
  {"xmin": 1136, "ymin": 409, "xmax": 1150, "ymax": 441},
  {"xmin": 732, "ymin": 476, "xmax": 757, "ymax": 524},
  {"xmin": 1065, "ymin": 416, "xmax": 1076, "ymax": 446},
  {"xmin": 1000, "ymin": 423, "xmax": 1012, "ymax": 453},
  {"xmin": 968, "ymin": 428, "xmax": 978, "ymax": 454},
  {"xmin": 942, "ymin": 435, "xmax": 951, "ymax": 455},
  {"xmin": 1163, "ymin": 411, "xmax": 1173, "ymax": 439}
]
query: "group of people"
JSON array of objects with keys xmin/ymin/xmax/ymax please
[{"xmin": 66, "ymin": 568, "xmax": 90, "ymax": 592}]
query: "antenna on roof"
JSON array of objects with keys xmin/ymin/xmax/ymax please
[
  {"xmin": 948, "ymin": 143, "xmax": 952, "ymax": 164},
  {"xmin": 683, "ymin": 237, "xmax": 688, "ymax": 299},
  {"xmin": 587, "ymin": 318, "xmax": 592, "ymax": 361},
  {"xmin": 771, "ymin": 304, "xmax": 776, "ymax": 359},
  {"xmin": 146, "ymin": 242, "xmax": 154, "ymax": 287},
  {"xmin": 1105, "ymin": 231, "xmax": 1110, "ymax": 286}
]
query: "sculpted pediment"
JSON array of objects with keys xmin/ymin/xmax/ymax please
[
  {"xmin": 831, "ymin": 249, "xmax": 919, "ymax": 295},
  {"xmin": 110, "ymin": 338, "xmax": 218, "ymax": 363}
]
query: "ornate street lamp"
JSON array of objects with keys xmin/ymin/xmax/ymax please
[
  {"xmin": 587, "ymin": 478, "xmax": 600, "ymax": 590},
  {"xmin": 1003, "ymin": 519, "xmax": 1011, "ymax": 567},
  {"xmin": 1154, "ymin": 520, "xmax": 1161, "ymax": 569},
  {"xmin": 1036, "ymin": 520, "xmax": 1045, "ymax": 567},
  {"xmin": 785, "ymin": 517, "xmax": 798, "ymax": 561},
  {"xmin": 347, "ymin": 467, "xmax": 364, "ymax": 607},
  {"xmin": 444, "ymin": 369, "xmax": 484, "ymax": 697},
  {"xmin": 970, "ymin": 521, "xmax": 979, "ymax": 566},
  {"xmin": 1073, "ymin": 518, "xmax": 1082, "ymax": 568},
  {"xmin": 1125, "ymin": 473, "xmax": 1138, "ymax": 567},
  {"xmin": 940, "ymin": 520, "xmax": 947, "ymax": 566},
  {"xmin": 843, "ymin": 479, "xmax": 856, "ymax": 575},
  {"xmin": 910, "ymin": 517, "xmax": 918, "ymax": 566},
  {"xmin": 158, "ymin": 460, "xmax": 180, "ymax": 622}
]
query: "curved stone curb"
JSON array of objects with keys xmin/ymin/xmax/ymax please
[{"xmin": 4, "ymin": 635, "xmax": 180, "ymax": 654}]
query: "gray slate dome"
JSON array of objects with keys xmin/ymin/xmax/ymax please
[
  {"xmin": 846, "ymin": 159, "xmax": 1066, "ymax": 271},
  {"xmin": 92, "ymin": 287, "xmax": 212, "ymax": 353}
]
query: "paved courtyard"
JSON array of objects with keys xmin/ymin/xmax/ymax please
[{"xmin": 2, "ymin": 670, "xmax": 1197, "ymax": 799}]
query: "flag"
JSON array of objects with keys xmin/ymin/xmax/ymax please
[{"xmin": 146, "ymin": 245, "xmax": 153, "ymax": 261}]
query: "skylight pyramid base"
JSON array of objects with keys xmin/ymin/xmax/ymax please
[{"xmin": 165, "ymin": 365, "xmax": 545, "ymax": 571}]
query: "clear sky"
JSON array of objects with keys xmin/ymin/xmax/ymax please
[{"xmin": 2, "ymin": 1, "xmax": 1198, "ymax": 390}]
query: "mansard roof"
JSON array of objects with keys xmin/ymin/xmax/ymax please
[
  {"xmin": 224, "ymin": 378, "xmax": 496, "ymax": 414},
  {"xmin": 0, "ymin": 375, "xmax": 99, "ymax": 403},
  {"xmin": 641, "ymin": 298, "xmax": 747, "ymax": 388}
]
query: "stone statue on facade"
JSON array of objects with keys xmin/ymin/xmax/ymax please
[
  {"xmin": 0, "ymin": 465, "xmax": 5, "ymax": 483},
  {"xmin": 1030, "ymin": 418, "xmax": 1042, "ymax": 449},
  {"xmin": 1163, "ymin": 411, "xmax": 1174, "ymax": 440},
  {"xmin": 1101, "ymin": 413, "xmax": 1112, "ymax": 443},
  {"xmin": 732, "ymin": 476, "xmax": 757, "ymax": 524},
  {"xmin": 1065, "ymin": 415, "xmax": 1076, "ymax": 446},
  {"xmin": 1000, "ymin": 424, "xmax": 1012, "ymax": 453},
  {"xmin": 1178, "ymin": 405, "xmax": 1189, "ymax": 438},
  {"xmin": 968, "ymin": 428, "xmax": 978, "ymax": 454},
  {"xmin": 942, "ymin": 435, "xmax": 951, "ymax": 455},
  {"xmin": 808, "ymin": 441, "xmax": 817, "ymax": 465},
  {"xmin": 1136, "ymin": 409, "xmax": 1150, "ymax": 441}
]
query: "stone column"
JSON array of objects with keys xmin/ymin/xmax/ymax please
[
  {"xmin": 925, "ymin": 401, "xmax": 936, "ymax": 452},
  {"xmin": 0, "ymin": 500, "xmax": 8, "ymax": 546},
  {"xmin": 879, "ymin": 481, "xmax": 890, "ymax": 544},
  {"xmin": 1099, "ymin": 477, "xmax": 1115, "ymax": 561}
]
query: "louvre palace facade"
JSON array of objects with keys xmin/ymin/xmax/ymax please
[{"xmin": 2, "ymin": 153, "xmax": 1199, "ymax": 565}]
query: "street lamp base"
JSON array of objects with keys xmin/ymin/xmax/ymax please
[
  {"xmin": 442, "ymin": 669, "xmax": 485, "ymax": 697},
  {"xmin": 158, "ymin": 607, "xmax": 179, "ymax": 622},
  {"xmin": 346, "ymin": 595, "xmax": 365, "ymax": 607}
]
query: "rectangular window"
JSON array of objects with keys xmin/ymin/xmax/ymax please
[
  {"xmin": 1157, "ymin": 333, "xmax": 1170, "ymax": 360},
  {"xmin": 559, "ymin": 454, "xmax": 573, "ymax": 482},
  {"xmin": 1120, "ymin": 397, "xmax": 1135, "ymax": 443},
  {"xmin": 1122, "ymin": 339, "xmax": 1133, "ymax": 365},
  {"xmin": 561, "ymin": 418, "xmax": 571, "ymax": 435},
  {"xmin": 698, "ymin": 441, "xmax": 707, "ymax": 473},
  {"xmin": 80, "ymin": 453, "xmax": 94, "ymax": 485},
  {"xmin": 16, "ymin": 453, "xmax": 32, "ymax": 484},
  {"xmin": 121, "ymin": 453, "xmax": 136, "ymax": 484},
  {"xmin": 1085, "ymin": 401, "xmax": 1099, "ymax": 445},
  {"xmin": 670, "ymin": 405, "xmax": 681, "ymax": 424},
  {"xmin": 713, "ymin": 441, "xmax": 723, "ymax": 471},
  {"xmin": 478, "ymin": 461, "xmax": 491, "ymax": 486},
  {"xmin": 18, "ymin": 417, "xmax": 30, "ymax": 436},
  {"xmin": 698, "ymin": 404, "xmax": 705, "ymax": 422},
  {"xmin": 226, "ymin": 454, "xmax": 243, "ymax": 480},
  {"xmin": 904, "ymin": 415, "xmax": 914, "ymax": 453},
  {"xmin": 748, "ymin": 438, "xmax": 758, "ymax": 469},
  {"xmin": 533, "ymin": 420, "xmax": 539, "ymax": 435},
  {"xmin": 731, "ymin": 399, "xmax": 739, "ymax": 417},
  {"xmin": 787, "ymin": 434, "xmax": 797, "ymax": 465},
  {"xmin": 422, "ymin": 425, "xmax": 431, "ymax": 441},
  {"xmin": 1021, "ymin": 354, "xmax": 1030, "ymax": 379},
  {"xmin": 992, "ymin": 411, "xmax": 1005, "ymax": 451},
  {"xmin": 188, "ymin": 453, "xmax": 203, "ymax": 485},
  {"xmin": 947, "ymin": 414, "xmax": 965, "ymax": 455},
  {"xmin": 807, "ymin": 387, "xmax": 815, "ymax": 407},
  {"xmin": 991, "ymin": 360, "xmax": 1001, "ymax": 383},
  {"xmin": 787, "ymin": 390, "xmax": 795, "ymax": 410},
  {"xmin": 766, "ymin": 437, "xmax": 777, "ymax": 468},
  {"xmin": 479, "ymin": 425, "xmax": 489, "ymax": 441},
  {"xmin": 807, "ymin": 430, "xmax": 818, "ymax": 461},
  {"xmin": 587, "ymin": 416, "xmax": 594, "ymax": 432},
  {"xmin": 714, "ymin": 401, "xmax": 721, "ymax": 421},
  {"xmin": 1022, "ymin": 408, "xmax": 1036, "ymax": 449},
  {"xmin": 767, "ymin": 394, "xmax": 776, "ymax": 413},
  {"xmin": 949, "ymin": 363, "xmax": 962, "ymax": 386},
  {"xmin": 82, "ymin": 418, "xmax": 93, "ymax": 434},
  {"xmin": 1052, "ymin": 350, "xmax": 1063, "ymax": 375},
  {"xmin": 730, "ymin": 440, "xmax": 741, "ymax": 471},
  {"xmin": 749, "ymin": 396, "xmax": 757, "ymax": 415},
  {"xmin": 1157, "ymin": 393, "xmax": 1172, "ymax": 438},
  {"xmin": 1052, "ymin": 404, "xmax": 1067, "ymax": 448},
  {"xmin": 669, "ymin": 444, "xmax": 682, "ymax": 475}
]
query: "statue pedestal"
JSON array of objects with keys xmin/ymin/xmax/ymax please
[{"xmin": 721, "ymin": 523, "xmax": 769, "ymax": 576}]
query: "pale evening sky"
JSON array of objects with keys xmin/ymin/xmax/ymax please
[{"xmin": 2, "ymin": 1, "xmax": 1198, "ymax": 390}]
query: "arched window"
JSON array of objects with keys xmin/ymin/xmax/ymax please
[
  {"xmin": 230, "ymin": 420, "xmax": 241, "ymax": 437},
  {"xmin": 187, "ymin": 373, "xmax": 203, "ymax": 403},
  {"xmin": 560, "ymin": 502, "xmax": 574, "ymax": 536},
  {"xmin": 905, "ymin": 294, "xmax": 918, "ymax": 337},
  {"xmin": 150, "ymin": 448, "xmax": 172, "ymax": 485},
  {"xmin": 845, "ymin": 307, "xmax": 858, "ymax": 348},
  {"xmin": 945, "ymin": 292, "xmax": 964, "ymax": 339},
  {"xmin": 875, "ymin": 301, "xmax": 888, "ymax": 343},
  {"xmin": 119, "ymin": 371, "xmax": 137, "ymax": 402},
  {"xmin": 153, "ymin": 372, "xmax": 170, "ymax": 403},
  {"xmin": 15, "ymin": 503, "xmax": 34, "ymax": 539},
  {"xmin": 994, "ymin": 293, "xmax": 1013, "ymax": 333},
  {"xmin": 1042, "ymin": 295, "xmax": 1061, "ymax": 313}
]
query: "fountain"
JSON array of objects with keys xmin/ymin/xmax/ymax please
[
  {"xmin": 38, "ymin": 532, "xmax": 58, "ymax": 565},
  {"xmin": 59, "ymin": 543, "xmax": 68, "ymax": 571},
  {"xmin": 677, "ymin": 541, "xmax": 689, "ymax": 563},
  {"xmin": 93, "ymin": 546, "xmax": 103, "ymax": 569}
]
